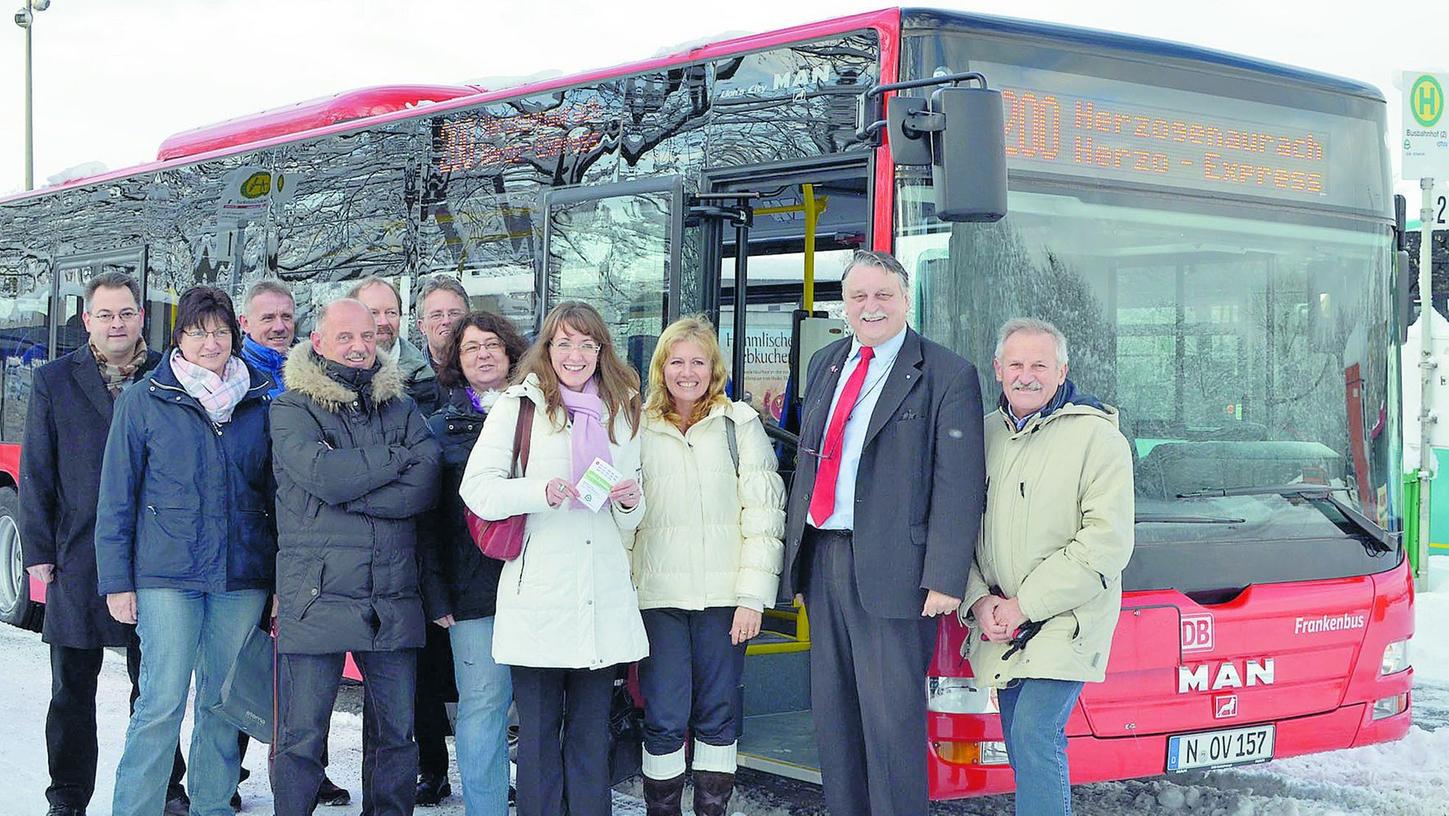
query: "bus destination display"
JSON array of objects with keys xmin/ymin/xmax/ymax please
[{"xmin": 973, "ymin": 61, "xmax": 1351, "ymax": 206}]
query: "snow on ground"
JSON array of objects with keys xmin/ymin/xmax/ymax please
[{"xmin": 3, "ymin": 560, "xmax": 1448, "ymax": 815}]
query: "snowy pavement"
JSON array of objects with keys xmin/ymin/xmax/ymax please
[{"xmin": 3, "ymin": 562, "xmax": 1448, "ymax": 816}]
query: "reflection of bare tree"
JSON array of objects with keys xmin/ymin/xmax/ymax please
[{"xmin": 920, "ymin": 219, "xmax": 1115, "ymax": 404}]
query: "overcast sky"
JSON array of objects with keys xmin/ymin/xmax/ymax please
[{"xmin": 1, "ymin": 0, "xmax": 1445, "ymax": 201}]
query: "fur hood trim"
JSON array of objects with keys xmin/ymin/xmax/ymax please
[{"xmin": 282, "ymin": 342, "xmax": 405, "ymax": 412}]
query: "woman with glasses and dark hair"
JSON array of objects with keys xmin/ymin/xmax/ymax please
[
  {"xmin": 416, "ymin": 310, "xmax": 528, "ymax": 814},
  {"xmin": 459, "ymin": 301, "xmax": 647, "ymax": 816},
  {"xmin": 94, "ymin": 285, "xmax": 278, "ymax": 816}
]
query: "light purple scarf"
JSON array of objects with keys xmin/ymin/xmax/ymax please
[{"xmin": 559, "ymin": 378, "xmax": 611, "ymax": 510}]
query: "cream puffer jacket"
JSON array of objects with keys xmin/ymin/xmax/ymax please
[
  {"xmin": 633, "ymin": 401, "xmax": 786, "ymax": 612},
  {"xmin": 459, "ymin": 375, "xmax": 648, "ymax": 670}
]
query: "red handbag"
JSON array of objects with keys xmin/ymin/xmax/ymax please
[{"xmin": 465, "ymin": 400, "xmax": 535, "ymax": 561}]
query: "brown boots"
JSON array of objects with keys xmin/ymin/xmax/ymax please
[
  {"xmin": 643, "ymin": 773, "xmax": 686, "ymax": 816},
  {"xmin": 691, "ymin": 770, "xmax": 736, "ymax": 816},
  {"xmin": 641, "ymin": 770, "xmax": 735, "ymax": 816}
]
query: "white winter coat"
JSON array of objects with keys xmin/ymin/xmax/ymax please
[
  {"xmin": 633, "ymin": 402, "xmax": 786, "ymax": 612},
  {"xmin": 459, "ymin": 375, "xmax": 649, "ymax": 670}
]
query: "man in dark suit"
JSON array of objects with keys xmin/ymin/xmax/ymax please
[
  {"xmin": 19, "ymin": 272, "xmax": 188, "ymax": 816},
  {"xmin": 783, "ymin": 250, "xmax": 986, "ymax": 816}
]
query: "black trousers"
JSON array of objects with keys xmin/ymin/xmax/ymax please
[
  {"xmin": 272, "ymin": 650, "xmax": 418, "ymax": 816},
  {"xmin": 415, "ymin": 621, "xmax": 456, "ymax": 778},
  {"xmin": 637, "ymin": 607, "xmax": 745, "ymax": 757},
  {"xmin": 804, "ymin": 529, "xmax": 938, "ymax": 816},
  {"xmin": 511, "ymin": 665, "xmax": 614, "ymax": 816},
  {"xmin": 46, "ymin": 643, "xmax": 187, "ymax": 810}
]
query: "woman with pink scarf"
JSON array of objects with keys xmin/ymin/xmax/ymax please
[{"xmin": 459, "ymin": 301, "xmax": 645, "ymax": 816}]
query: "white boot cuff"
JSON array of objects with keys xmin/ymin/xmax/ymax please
[
  {"xmin": 691, "ymin": 739, "xmax": 738, "ymax": 773},
  {"xmin": 642, "ymin": 745, "xmax": 687, "ymax": 780}
]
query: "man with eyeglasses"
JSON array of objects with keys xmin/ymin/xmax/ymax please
[
  {"xmin": 19, "ymin": 272, "xmax": 190, "ymax": 816},
  {"xmin": 781, "ymin": 250, "xmax": 986, "ymax": 816},
  {"xmin": 348, "ymin": 277, "xmax": 440, "ymax": 417}
]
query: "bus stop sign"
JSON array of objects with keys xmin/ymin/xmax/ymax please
[{"xmin": 1403, "ymin": 71, "xmax": 1448, "ymax": 180}]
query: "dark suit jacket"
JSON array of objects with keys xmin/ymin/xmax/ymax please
[
  {"xmin": 19, "ymin": 346, "xmax": 160, "ymax": 648},
  {"xmin": 782, "ymin": 328, "xmax": 985, "ymax": 619}
]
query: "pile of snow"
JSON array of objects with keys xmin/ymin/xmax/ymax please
[{"xmin": 45, "ymin": 161, "xmax": 109, "ymax": 187}]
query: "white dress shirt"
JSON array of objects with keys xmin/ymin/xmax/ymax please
[{"xmin": 814, "ymin": 325, "xmax": 908, "ymax": 531}]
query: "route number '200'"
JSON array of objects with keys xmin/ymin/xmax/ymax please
[{"xmin": 1001, "ymin": 89, "xmax": 1062, "ymax": 160}]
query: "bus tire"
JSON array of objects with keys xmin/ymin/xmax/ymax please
[{"xmin": 0, "ymin": 486, "xmax": 40, "ymax": 631}]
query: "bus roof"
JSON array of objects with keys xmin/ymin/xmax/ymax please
[
  {"xmin": 902, "ymin": 8, "xmax": 1385, "ymax": 102},
  {"xmin": 3, "ymin": 7, "xmax": 1386, "ymax": 205}
]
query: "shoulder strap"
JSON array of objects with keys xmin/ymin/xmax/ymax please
[
  {"xmin": 724, "ymin": 414, "xmax": 739, "ymax": 475},
  {"xmin": 511, "ymin": 399, "xmax": 536, "ymax": 477}
]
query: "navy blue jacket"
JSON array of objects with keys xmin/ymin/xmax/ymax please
[{"xmin": 94, "ymin": 357, "xmax": 277, "ymax": 595}]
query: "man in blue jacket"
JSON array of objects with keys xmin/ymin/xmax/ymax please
[{"xmin": 238, "ymin": 279, "xmax": 294, "ymax": 400}]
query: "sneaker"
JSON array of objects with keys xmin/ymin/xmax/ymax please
[
  {"xmin": 163, "ymin": 790, "xmax": 190, "ymax": 816},
  {"xmin": 415, "ymin": 772, "xmax": 452, "ymax": 806},
  {"xmin": 316, "ymin": 777, "xmax": 350, "ymax": 808}
]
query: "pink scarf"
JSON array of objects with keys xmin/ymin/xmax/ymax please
[
  {"xmin": 559, "ymin": 379, "xmax": 611, "ymax": 510},
  {"xmin": 170, "ymin": 350, "xmax": 250, "ymax": 423}
]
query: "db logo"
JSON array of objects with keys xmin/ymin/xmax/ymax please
[
  {"xmin": 1181, "ymin": 613, "xmax": 1214, "ymax": 653},
  {"xmin": 1214, "ymin": 694, "xmax": 1239, "ymax": 719}
]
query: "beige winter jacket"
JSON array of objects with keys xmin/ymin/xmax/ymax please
[
  {"xmin": 633, "ymin": 402, "xmax": 786, "ymax": 612},
  {"xmin": 962, "ymin": 398, "xmax": 1135, "ymax": 687},
  {"xmin": 459, "ymin": 375, "xmax": 649, "ymax": 670}
]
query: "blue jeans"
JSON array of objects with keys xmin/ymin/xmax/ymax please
[
  {"xmin": 112, "ymin": 587, "xmax": 267, "ymax": 816},
  {"xmin": 998, "ymin": 678, "xmax": 1085, "ymax": 816},
  {"xmin": 449, "ymin": 617, "xmax": 512, "ymax": 816}
]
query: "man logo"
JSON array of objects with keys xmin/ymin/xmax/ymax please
[
  {"xmin": 1214, "ymin": 694, "xmax": 1239, "ymax": 719},
  {"xmin": 1411, "ymin": 74, "xmax": 1444, "ymax": 128},
  {"xmin": 1181, "ymin": 613, "xmax": 1213, "ymax": 653}
]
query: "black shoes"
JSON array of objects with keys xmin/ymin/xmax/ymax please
[
  {"xmin": 44, "ymin": 807, "xmax": 85, "ymax": 816},
  {"xmin": 316, "ymin": 777, "xmax": 351, "ymax": 807},
  {"xmin": 414, "ymin": 772, "xmax": 452, "ymax": 806},
  {"xmin": 163, "ymin": 790, "xmax": 190, "ymax": 816}
]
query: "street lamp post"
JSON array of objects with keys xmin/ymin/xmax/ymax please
[{"xmin": 13, "ymin": 0, "xmax": 49, "ymax": 191}]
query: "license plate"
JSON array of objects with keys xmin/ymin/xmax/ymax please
[{"xmin": 1166, "ymin": 724, "xmax": 1275, "ymax": 771}]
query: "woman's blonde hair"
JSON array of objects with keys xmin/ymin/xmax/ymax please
[
  {"xmin": 513, "ymin": 301, "xmax": 641, "ymax": 442},
  {"xmin": 644, "ymin": 315, "xmax": 730, "ymax": 430}
]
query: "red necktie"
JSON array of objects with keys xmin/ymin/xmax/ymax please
[{"xmin": 809, "ymin": 345, "xmax": 874, "ymax": 527}]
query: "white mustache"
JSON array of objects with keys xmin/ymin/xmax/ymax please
[{"xmin": 1012, "ymin": 381, "xmax": 1044, "ymax": 392}]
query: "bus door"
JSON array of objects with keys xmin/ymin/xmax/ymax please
[
  {"xmin": 694, "ymin": 155, "xmax": 871, "ymax": 783},
  {"xmin": 538, "ymin": 176, "xmax": 686, "ymax": 372},
  {"xmin": 49, "ymin": 247, "xmax": 150, "ymax": 361}
]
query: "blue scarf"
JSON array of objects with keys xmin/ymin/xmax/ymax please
[{"xmin": 240, "ymin": 336, "xmax": 287, "ymax": 399}]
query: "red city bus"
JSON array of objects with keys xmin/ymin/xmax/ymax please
[{"xmin": 0, "ymin": 7, "xmax": 1410, "ymax": 799}]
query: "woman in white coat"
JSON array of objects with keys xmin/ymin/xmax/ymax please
[
  {"xmin": 632, "ymin": 316, "xmax": 786, "ymax": 816},
  {"xmin": 459, "ymin": 301, "xmax": 646, "ymax": 816}
]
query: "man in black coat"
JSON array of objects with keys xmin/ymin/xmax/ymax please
[
  {"xmin": 19, "ymin": 272, "xmax": 188, "ymax": 816},
  {"xmin": 782, "ymin": 251, "xmax": 986, "ymax": 816},
  {"xmin": 269, "ymin": 298, "xmax": 441, "ymax": 816}
]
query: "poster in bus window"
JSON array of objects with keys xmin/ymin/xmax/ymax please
[{"xmin": 720, "ymin": 309, "xmax": 795, "ymax": 424}]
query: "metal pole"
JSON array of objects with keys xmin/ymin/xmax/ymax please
[
  {"xmin": 23, "ymin": 0, "xmax": 33, "ymax": 191},
  {"xmin": 1418, "ymin": 176, "xmax": 1436, "ymax": 587},
  {"xmin": 732, "ymin": 219, "xmax": 749, "ymax": 403}
]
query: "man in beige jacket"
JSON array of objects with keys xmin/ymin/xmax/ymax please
[{"xmin": 962, "ymin": 318, "xmax": 1134, "ymax": 816}]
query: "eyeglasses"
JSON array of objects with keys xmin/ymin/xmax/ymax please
[
  {"xmin": 426, "ymin": 309, "xmax": 466, "ymax": 323},
  {"xmin": 460, "ymin": 340, "xmax": 506, "ymax": 355},
  {"xmin": 181, "ymin": 327, "xmax": 234, "ymax": 342},
  {"xmin": 551, "ymin": 340, "xmax": 600, "ymax": 355},
  {"xmin": 91, "ymin": 309, "xmax": 140, "ymax": 324}
]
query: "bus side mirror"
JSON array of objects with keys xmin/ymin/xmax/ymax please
[{"xmin": 876, "ymin": 82, "xmax": 1007, "ymax": 222}]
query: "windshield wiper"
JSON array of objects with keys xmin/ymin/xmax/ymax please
[
  {"xmin": 1135, "ymin": 513, "xmax": 1245, "ymax": 524},
  {"xmin": 1175, "ymin": 485, "xmax": 1396, "ymax": 554}
]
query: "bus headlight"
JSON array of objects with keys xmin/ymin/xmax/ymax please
[
  {"xmin": 927, "ymin": 677, "xmax": 998, "ymax": 714},
  {"xmin": 1381, "ymin": 640, "xmax": 1410, "ymax": 675}
]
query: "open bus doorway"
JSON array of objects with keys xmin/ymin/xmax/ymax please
[{"xmin": 698, "ymin": 155, "xmax": 872, "ymax": 782}]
